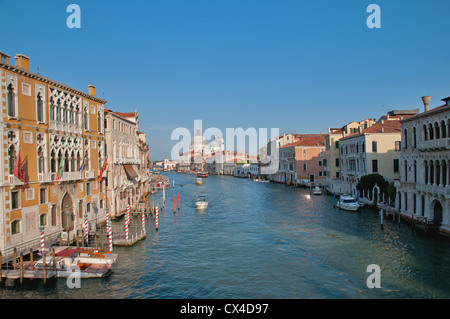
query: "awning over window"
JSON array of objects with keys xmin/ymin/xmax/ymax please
[{"xmin": 123, "ymin": 164, "xmax": 138, "ymax": 180}]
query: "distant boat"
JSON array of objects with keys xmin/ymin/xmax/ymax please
[
  {"xmin": 197, "ymin": 172, "xmax": 208, "ymax": 178},
  {"xmin": 197, "ymin": 178, "xmax": 203, "ymax": 185},
  {"xmin": 312, "ymin": 186, "xmax": 323, "ymax": 195},
  {"xmin": 195, "ymin": 195, "xmax": 208, "ymax": 209},
  {"xmin": 336, "ymin": 195, "xmax": 360, "ymax": 212}
]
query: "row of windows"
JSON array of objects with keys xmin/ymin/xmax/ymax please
[
  {"xmin": 10, "ymin": 182, "xmax": 104, "ymax": 210},
  {"xmin": 6, "ymin": 83, "xmax": 103, "ymax": 133},
  {"xmin": 403, "ymin": 120, "xmax": 450, "ymax": 149},
  {"xmin": 10, "ymin": 199, "xmax": 105, "ymax": 235}
]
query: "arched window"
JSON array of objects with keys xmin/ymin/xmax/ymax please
[
  {"xmin": 430, "ymin": 161, "xmax": 434, "ymax": 185},
  {"xmin": 443, "ymin": 161, "xmax": 447, "ymax": 187},
  {"xmin": 51, "ymin": 150, "xmax": 56, "ymax": 173},
  {"xmin": 435, "ymin": 122, "xmax": 440, "ymax": 139},
  {"xmin": 423, "ymin": 124, "xmax": 428, "ymax": 141},
  {"xmin": 8, "ymin": 145, "xmax": 16, "ymax": 175},
  {"xmin": 84, "ymin": 107, "xmax": 89, "ymax": 130},
  {"xmin": 64, "ymin": 150, "xmax": 70, "ymax": 172},
  {"xmin": 97, "ymin": 112, "xmax": 102, "ymax": 133},
  {"xmin": 37, "ymin": 93, "xmax": 44, "ymax": 122},
  {"xmin": 77, "ymin": 151, "xmax": 81, "ymax": 171},
  {"xmin": 429, "ymin": 123, "xmax": 434, "ymax": 140},
  {"xmin": 11, "ymin": 220, "xmax": 20, "ymax": 235},
  {"xmin": 70, "ymin": 151, "xmax": 75, "ymax": 172},
  {"xmin": 404, "ymin": 129, "xmax": 408, "ymax": 149},
  {"xmin": 436, "ymin": 160, "xmax": 441, "ymax": 186},
  {"xmin": 413, "ymin": 127, "xmax": 417, "ymax": 148},
  {"xmin": 441, "ymin": 120, "xmax": 447, "ymax": 138},
  {"xmin": 414, "ymin": 160, "xmax": 417, "ymax": 183},
  {"xmin": 424, "ymin": 160, "xmax": 429, "ymax": 184},
  {"xmin": 7, "ymin": 84, "xmax": 15, "ymax": 117},
  {"xmin": 404, "ymin": 160, "xmax": 408, "ymax": 182},
  {"xmin": 49, "ymin": 98, "xmax": 55, "ymax": 121},
  {"xmin": 38, "ymin": 147, "xmax": 44, "ymax": 173},
  {"xmin": 39, "ymin": 213, "xmax": 47, "ymax": 227},
  {"xmin": 56, "ymin": 101, "xmax": 61, "ymax": 122}
]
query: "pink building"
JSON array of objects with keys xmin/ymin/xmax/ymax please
[{"xmin": 272, "ymin": 134, "xmax": 327, "ymax": 185}]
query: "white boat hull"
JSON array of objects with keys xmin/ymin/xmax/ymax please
[{"xmin": 195, "ymin": 203, "xmax": 208, "ymax": 209}]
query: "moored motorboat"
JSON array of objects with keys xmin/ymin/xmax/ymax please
[
  {"xmin": 312, "ymin": 186, "xmax": 323, "ymax": 195},
  {"xmin": 195, "ymin": 195, "xmax": 208, "ymax": 209},
  {"xmin": 34, "ymin": 251, "xmax": 112, "ymax": 278},
  {"xmin": 336, "ymin": 195, "xmax": 360, "ymax": 212}
]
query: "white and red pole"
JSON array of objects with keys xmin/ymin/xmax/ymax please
[
  {"xmin": 142, "ymin": 210, "xmax": 146, "ymax": 235},
  {"xmin": 40, "ymin": 226, "xmax": 45, "ymax": 252},
  {"xmin": 84, "ymin": 213, "xmax": 89, "ymax": 244},
  {"xmin": 155, "ymin": 206, "xmax": 159, "ymax": 231},
  {"xmin": 126, "ymin": 204, "xmax": 130, "ymax": 226},
  {"xmin": 105, "ymin": 207, "xmax": 113, "ymax": 252}
]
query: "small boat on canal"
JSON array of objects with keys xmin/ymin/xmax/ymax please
[
  {"xmin": 34, "ymin": 249, "xmax": 113, "ymax": 278},
  {"xmin": 197, "ymin": 178, "xmax": 203, "ymax": 185},
  {"xmin": 312, "ymin": 186, "xmax": 323, "ymax": 195},
  {"xmin": 197, "ymin": 172, "xmax": 208, "ymax": 178},
  {"xmin": 336, "ymin": 195, "xmax": 361, "ymax": 212},
  {"xmin": 195, "ymin": 195, "xmax": 208, "ymax": 209}
]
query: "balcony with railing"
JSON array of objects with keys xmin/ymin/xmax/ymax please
[
  {"xmin": 85, "ymin": 170, "xmax": 95, "ymax": 179},
  {"xmin": 416, "ymin": 183, "xmax": 450, "ymax": 196},
  {"xmin": 417, "ymin": 138, "xmax": 450, "ymax": 151},
  {"xmin": 38, "ymin": 172, "xmax": 53, "ymax": 183},
  {"xmin": 8, "ymin": 175, "xmax": 24, "ymax": 186}
]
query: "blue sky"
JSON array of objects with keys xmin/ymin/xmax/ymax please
[{"xmin": 1, "ymin": 0, "xmax": 450, "ymax": 160}]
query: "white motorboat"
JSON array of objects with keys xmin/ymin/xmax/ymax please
[
  {"xmin": 336, "ymin": 195, "xmax": 361, "ymax": 212},
  {"xmin": 195, "ymin": 195, "xmax": 208, "ymax": 209},
  {"xmin": 197, "ymin": 178, "xmax": 203, "ymax": 185},
  {"xmin": 35, "ymin": 251, "xmax": 112, "ymax": 278},
  {"xmin": 312, "ymin": 186, "xmax": 323, "ymax": 195}
]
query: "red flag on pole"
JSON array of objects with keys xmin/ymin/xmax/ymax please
[
  {"xmin": 97, "ymin": 157, "xmax": 107, "ymax": 181},
  {"xmin": 13, "ymin": 151, "xmax": 26, "ymax": 183}
]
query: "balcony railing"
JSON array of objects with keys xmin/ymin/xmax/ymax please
[
  {"xmin": 417, "ymin": 138, "xmax": 450, "ymax": 151},
  {"xmin": 8, "ymin": 175, "xmax": 24, "ymax": 186},
  {"xmin": 38, "ymin": 173, "xmax": 53, "ymax": 183},
  {"xmin": 85, "ymin": 170, "xmax": 95, "ymax": 179},
  {"xmin": 416, "ymin": 183, "xmax": 450, "ymax": 196}
]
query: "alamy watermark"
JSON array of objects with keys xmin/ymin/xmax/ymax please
[
  {"xmin": 171, "ymin": 120, "xmax": 280, "ymax": 175},
  {"xmin": 366, "ymin": 264, "xmax": 381, "ymax": 288}
]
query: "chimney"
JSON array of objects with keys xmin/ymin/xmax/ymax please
[
  {"xmin": 14, "ymin": 54, "xmax": 30, "ymax": 70},
  {"xmin": 421, "ymin": 96, "xmax": 430, "ymax": 112},
  {"xmin": 88, "ymin": 84, "xmax": 96, "ymax": 96}
]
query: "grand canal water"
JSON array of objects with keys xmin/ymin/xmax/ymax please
[{"xmin": 1, "ymin": 172, "xmax": 450, "ymax": 299}]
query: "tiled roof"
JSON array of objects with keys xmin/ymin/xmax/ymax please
[
  {"xmin": 281, "ymin": 134, "xmax": 326, "ymax": 148},
  {"xmin": 341, "ymin": 120, "xmax": 402, "ymax": 139}
]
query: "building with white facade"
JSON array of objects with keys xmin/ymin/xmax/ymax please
[
  {"xmin": 104, "ymin": 109, "xmax": 149, "ymax": 217},
  {"xmin": 395, "ymin": 96, "xmax": 450, "ymax": 236}
]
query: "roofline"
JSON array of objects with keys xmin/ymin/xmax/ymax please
[
  {"xmin": 400, "ymin": 104, "xmax": 450, "ymax": 123},
  {"xmin": 0, "ymin": 60, "xmax": 107, "ymax": 104}
]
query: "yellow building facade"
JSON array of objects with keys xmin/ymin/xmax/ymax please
[{"xmin": 0, "ymin": 51, "xmax": 107, "ymax": 260}]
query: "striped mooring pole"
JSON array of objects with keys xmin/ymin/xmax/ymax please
[
  {"xmin": 40, "ymin": 226, "xmax": 45, "ymax": 252},
  {"xmin": 142, "ymin": 209, "xmax": 146, "ymax": 234},
  {"xmin": 155, "ymin": 206, "xmax": 159, "ymax": 231},
  {"xmin": 105, "ymin": 207, "xmax": 113, "ymax": 252},
  {"xmin": 126, "ymin": 204, "xmax": 130, "ymax": 226},
  {"xmin": 84, "ymin": 213, "xmax": 89, "ymax": 243},
  {"xmin": 125, "ymin": 212, "xmax": 129, "ymax": 242}
]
